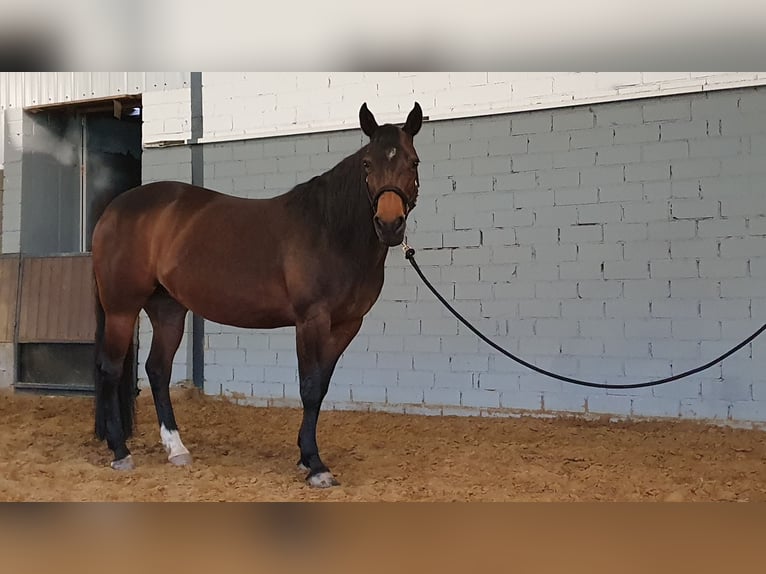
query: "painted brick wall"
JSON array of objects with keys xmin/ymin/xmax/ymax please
[
  {"xmin": 163, "ymin": 86, "xmax": 766, "ymax": 424},
  {"xmin": 187, "ymin": 73, "xmax": 766, "ymax": 144}
]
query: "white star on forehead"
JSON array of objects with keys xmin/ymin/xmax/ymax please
[{"xmin": 386, "ymin": 147, "xmax": 397, "ymax": 160}]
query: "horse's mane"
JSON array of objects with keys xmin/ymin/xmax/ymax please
[{"xmin": 284, "ymin": 146, "xmax": 376, "ymax": 248}]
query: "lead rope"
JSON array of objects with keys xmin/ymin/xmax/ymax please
[{"xmin": 402, "ymin": 243, "xmax": 766, "ymax": 390}]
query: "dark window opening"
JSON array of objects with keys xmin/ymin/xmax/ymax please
[{"xmin": 21, "ymin": 98, "xmax": 142, "ymax": 255}]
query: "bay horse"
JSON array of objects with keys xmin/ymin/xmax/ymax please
[{"xmin": 92, "ymin": 102, "xmax": 423, "ymax": 487}]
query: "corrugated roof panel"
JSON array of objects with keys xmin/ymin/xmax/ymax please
[
  {"xmin": 72, "ymin": 72, "xmax": 93, "ymax": 100},
  {"xmin": 163, "ymin": 72, "xmax": 190, "ymax": 90},
  {"xmin": 126, "ymin": 72, "xmax": 145, "ymax": 93},
  {"xmin": 40, "ymin": 73, "xmax": 57, "ymax": 106},
  {"xmin": 6, "ymin": 74, "xmax": 23, "ymax": 108},
  {"xmin": 91, "ymin": 73, "xmax": 113, "ymax": 100},
  {"xmin": 23, "ymin": 72, "xmax": 39, "ymax": 106},
  {"xmin": 108, "ymin": 72, "xmax": 128, "ymax": 96},
  {"xmin": 0, "ymin": 73, "xmax": 170, "ymax": 110},
  {"xmin": 56, "ymin": 72, "xmax": 74, "ymax": 103}
]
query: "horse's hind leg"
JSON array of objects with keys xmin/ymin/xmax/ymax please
[
  {"xmin": 97, "ymin": 312, "xmax": 140, "ymax": 470},
  {"xmin": 143, "ymin": 290, "xmax": 192, "ymax": 466}
]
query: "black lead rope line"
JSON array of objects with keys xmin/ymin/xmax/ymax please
[{"xmin": 403, "ymin": 245, "xmax": 766, "ymax": 390}]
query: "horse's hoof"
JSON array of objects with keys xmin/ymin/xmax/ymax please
[
  {"xmin": 168, "ymin": 452, "xmax": 193, "ymax": 466},
  {"xmin": 306, "ymin": 471, "xmax": 340, "ymax": 488},
  {"xmin": 110, "ymin": 455, "xmax": 135, "ymax": 471}
]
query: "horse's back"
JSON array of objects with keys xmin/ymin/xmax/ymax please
[
  {"xmin": 94, "ymin": 181, "xmax": 252, "ymax": 252},
  {"xmin": 99, "ymin": 181, "xmax": 222, "ymax": 221}
]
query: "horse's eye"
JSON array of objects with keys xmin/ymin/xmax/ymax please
[
  {"xmin": 362, "ymin": 159, "xmax": 371, "ymax": 170},
  {"xmin": 412, "ymin": 160, "xmax": 420, "ymax": 169}
]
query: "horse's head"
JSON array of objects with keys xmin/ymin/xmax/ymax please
[{"xmin": 359, "ymin": 102, "xmax": 423, "ymax": 247}]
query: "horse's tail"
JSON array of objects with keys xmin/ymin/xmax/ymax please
[
  {"xmin": 118, "ymin": 335, "xmax": 137, "ymax": 440},
  {"xmin": 93, "ymin": 282, "xmax": 108, "ymax": 439}
]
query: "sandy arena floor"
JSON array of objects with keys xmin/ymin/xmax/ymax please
[{"xmin": 0, "ymin": 388, "xmax": 764, "ymax": 501}]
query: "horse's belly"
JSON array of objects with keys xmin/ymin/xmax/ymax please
[
  {"xmin": 162, "ymin": 270, "xmax": 295, "ymax": 329},
  {"xmin": 188, "ymin": 296, "xmax": 294, "ymax": 329},
  {"xmin": 203, "ymin": 307, "xmax": 293, "ymax": 329}
]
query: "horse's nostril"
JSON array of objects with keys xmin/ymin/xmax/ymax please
[
  {"xmin": 394, "ymin": 216, "xmax": 405, "ymax": 232},
  {"xmin": 373, "ymin": 216, "xmax": 383, "ymax": 229}
]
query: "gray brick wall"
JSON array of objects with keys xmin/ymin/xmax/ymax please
[{"xmin": 174, "ymin": 87, "xmax": 766, "ymax": 424}]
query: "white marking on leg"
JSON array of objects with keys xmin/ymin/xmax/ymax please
[{"xmin": 160, "ymin": 423, "xmax": 190, "ymax": 461}]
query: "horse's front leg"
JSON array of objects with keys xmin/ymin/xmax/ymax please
[{"xmin": 295, "ymin": 313, "xmax": 362, "ymax": 488}]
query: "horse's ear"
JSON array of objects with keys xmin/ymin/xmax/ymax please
[
  {"xmin": 359, "ymin": 103, "xmax": 378, "ymax": 138},
  {"xmin": 403, "ymin": 102, "xmax": 423, "ymax": 137}
]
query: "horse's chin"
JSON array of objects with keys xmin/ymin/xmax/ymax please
[{"xmin": 376, "ymin": 231, "xmax": 405, "ymax": 247}]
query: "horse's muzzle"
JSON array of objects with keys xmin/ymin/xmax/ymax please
[{"xmin": 374, "ymin": 215, "xmax": 406, "ymax": 246}]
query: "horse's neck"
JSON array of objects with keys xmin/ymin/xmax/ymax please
[
  {"xmin": 316, "ymin": 173, "xmax": 384, "ymax": 263},
  {"xmin": 282, "ymin": 155, "xmax": 388, "ymax": 270}
]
